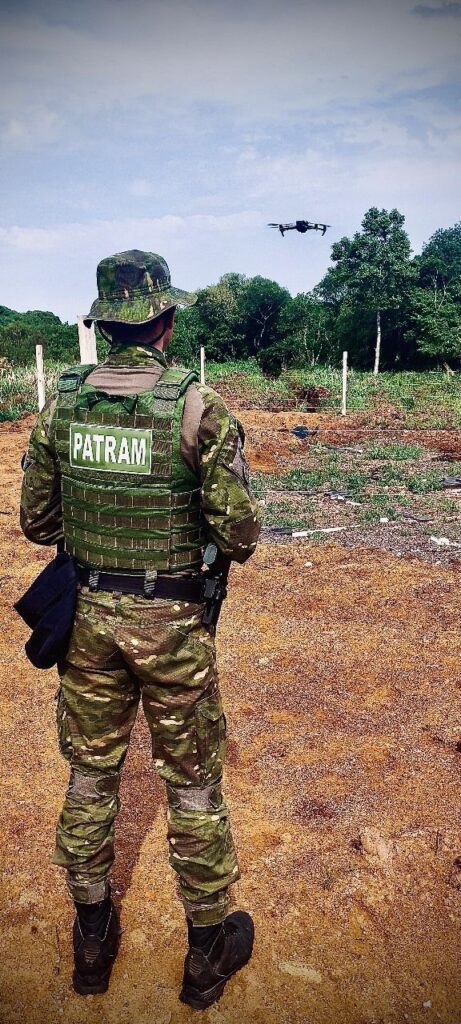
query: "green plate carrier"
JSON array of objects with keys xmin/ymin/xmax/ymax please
[{"xmin": 52, "ymin": 363, "xmax": 205, "ymax": 572}]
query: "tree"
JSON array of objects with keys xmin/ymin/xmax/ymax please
[
  {"xmin": 407, "ymin": 287, "xmax": 460, "ymax": 362},
  {"xmin": 0, "ymin": 311, "xmax": 79, "ymax": 364},
  {"xmin": 190, "ymin": 274, "xmax": 247, "ymax": 360},
  {"xmin": 320, "ymin": 208, "xmax": 415, "ymax": 372},
  {"xmin": 418, "ymin": 222, "xmax": 461, "ymax": 293},
  {"xmin": 239, "ymin": 276, "xmax": 291, "ymax": 356},
  {"xmin": 406, "ymin": 223, "xmax": 461, "ymax": 363}
]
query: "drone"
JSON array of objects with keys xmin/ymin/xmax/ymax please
[{"xmin": 268, "ymin": 219, "xmax": 331, "ymax": 237}]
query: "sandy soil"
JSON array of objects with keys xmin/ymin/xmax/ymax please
[{"xmin": 1, "ymin": 418, "xmax": 461, "ymax": 1024}]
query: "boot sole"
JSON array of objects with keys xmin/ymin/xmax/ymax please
[
  {"xmin": 179, "ymin": 951, "xmax": 252, "ymax": 1010},
  {"xmin": 73, "ymin": 969, "xmax": 112, "ymax": 995}
]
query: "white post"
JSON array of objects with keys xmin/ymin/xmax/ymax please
[
  {"xmin": 77, "ymin": 316, "xmax": 97, "ymax": 364},
  {"xmin": 200, "ymin": 346, "xmax": 205, "ymax": 385},
  {"xmin": 341, "ymin": 351, "xmax": 348, "ymax": 416},
  {"xmin": 373, "ymin": 310, "xmax": 381, "ymax": 376},
  {"xmin": 36, "ymin": 344, "xmax": 45, "ymax": 412}
]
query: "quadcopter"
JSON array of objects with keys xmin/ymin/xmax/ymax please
[{"xmin": 268, "ymin": 219, "xmax": 330, "ymax": 237}]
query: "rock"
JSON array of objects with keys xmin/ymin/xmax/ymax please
[{"xmin": 278, "ymin": 961, "xmax": 322, "ymax": 983}]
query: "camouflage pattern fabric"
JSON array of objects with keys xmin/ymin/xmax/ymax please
[
  {"xmin": 21, "ymin": 345, "xmax": 261, "ymax": 564},
  {"xmin": 20, "ymin": 341, "xmax": 261, "ymax": 926},
  {"xmin": 83, "ymin": 250, "xmax": 197, "ymax": 326},
  {"xmin": 54, "ymin": 588, "xmax": 239, "ymax": 925}
]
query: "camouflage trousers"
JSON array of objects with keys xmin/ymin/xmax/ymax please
[{"xmin": 52, "ymin": 587, "xmax": 240, "ymax": 926}]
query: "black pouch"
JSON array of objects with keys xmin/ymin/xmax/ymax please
[{"xmin": 14, "ymin": 551, "xmax": 78, "ymax": 669}]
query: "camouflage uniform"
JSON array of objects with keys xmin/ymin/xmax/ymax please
[{"xmin": 20, "ymin": 252, "xmax": 261, "ymax": 926}]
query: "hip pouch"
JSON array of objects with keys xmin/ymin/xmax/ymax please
[{"xmin": 14, "ymin": 550, "xmax": 78, "ymax": 669}]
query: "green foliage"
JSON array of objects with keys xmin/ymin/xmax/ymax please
[
  {"xmin": 405, "ymin": 224, "xmax": 461, "ymax": 363},
  {"xmin": 366, "ymin": 443, "xmax": 422, "ymax": 460},
  {"xmin": 406, "ymin": 470, "xmax": 445, "ymax": 493},
  {"xmin": 0, "ymin": 363, "xmax": 64, "ymax": 421},
  {"xmin": 0, "ymin": 310, "xmax": 79, "ymax": 364},
  {"xmin": 317, "ymin": 207, "xmax": 416, "ymax": 371},
  {"xmin": 0, "ymin": 211, "xmax": 460, "ymax": 374}
]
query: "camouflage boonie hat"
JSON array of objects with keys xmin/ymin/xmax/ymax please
[{"xmin": 83, "ymin": 249, "xmax": 197, "ymax": 326}]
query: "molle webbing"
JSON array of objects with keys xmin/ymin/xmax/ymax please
[{"xmin": 53, "ymin": 364, "xmax": 205, "ymax": 571}]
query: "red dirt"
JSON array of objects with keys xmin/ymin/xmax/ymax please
[
  {"xmin": 1, "ymin": 419, "xmax": 461, "ymax": 1024},
  {"xmin": 236, "ymin": 410, "xmax": 461, "ymax": 472}
]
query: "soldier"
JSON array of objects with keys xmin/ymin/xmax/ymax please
[{"xmin": 20, "ymin": 250, "xmax": 261, "ymax": 1009}]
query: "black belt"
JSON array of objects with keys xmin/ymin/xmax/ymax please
[{"xmin": 77, "ymin": 566, "xmax": 203, "ymax": 603}]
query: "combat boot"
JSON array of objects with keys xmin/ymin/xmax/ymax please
[
  {"xmin": 180, "ymin": 911, "xmax": 254, "ymax": 1010},
  {"xmin": 72, "ymin": 891, "xmax": 120, "ymax": 995}
]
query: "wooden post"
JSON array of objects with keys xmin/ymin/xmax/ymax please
[
  {"xmin": 77, "ymin": 316, "xmax": 97, "ymax": 364},
  {"xmin": 200, "ymin": 346, "xmax": 205, "ymax": 385},
  {"xmin": 373, "ymin": 309, "xmax": 381, "ymax": 376},
  {"xmin": 36, "ymin": 344, "xmax": 45, "ymax": 412},
  {"xmin": 341, "ymin": 351, "xmax": 348, "ymax": 416}
]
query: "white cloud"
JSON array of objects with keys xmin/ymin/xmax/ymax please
[
  {"xmin": 1, "ymin": 106, "xmax": 61, "ymax": 148},
  {"xmin": 236, "ymin": 147, "xmax": 341, "ymax": 203},
  {"xmin": 0, "ymin": 210, "xmax": 264, "ymax": 254},
  {"xmin": 0, "ymin": 0, "xmax": 460, "ymax": 321},
  {"xmin": 1, "ymin": 0, "xmax": 460, "ymax": 136}
]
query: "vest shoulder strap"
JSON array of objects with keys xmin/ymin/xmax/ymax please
[
  {"xmin": 152, "ymin": 366, "xmax": 198, "ymax": 402},
  {"xmin": 57, "ymin": 364, "xmax": 97, "ymax": 394}
]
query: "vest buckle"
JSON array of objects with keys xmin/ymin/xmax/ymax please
[
  {"xmin": 88, "ymin": 569, "xmax": 100, "ymax": 592},
  {"xmin": 143, "ymin": 568, "xmax": 158, "ymax": 599}
]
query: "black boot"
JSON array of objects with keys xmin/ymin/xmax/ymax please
[
  {"xmin": 72, "ymin": 890, "xmax": 120, "ymax": 995},
  {"xmin": 180, "ymin": 912, "xmax": 255, "ymax": 1010}
]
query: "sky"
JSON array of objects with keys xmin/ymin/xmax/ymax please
[{"xmin": 0, "ymin": 0, "xmax": 460, "ymax": 323}]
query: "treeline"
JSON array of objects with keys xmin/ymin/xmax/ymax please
[
  {"xmin": 1, "ymin": 209, "xmax": 460, "ymax": 375},
  {"xmin": 171, "ymin": 210, "xmax": 461, "ymax": 374},
  {"xmin": 0, "ymin": 306, "xmax": 79, "ymax": 364}
]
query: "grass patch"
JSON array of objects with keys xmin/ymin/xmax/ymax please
[
  {"xmin": 359, "ymin": 495, "xmax": 399, "ymax": 523},
  {"xmin": 263, "ymin": 500, "xmax": 314, "ymax": 530},
  {"xmin": 406, "ymin": 470, "xmax": 446, "ymax": 493},
  {"xmin": 0, "ymin": 364, "xmax": 64, "ymax": 421},
  {"xmin": 366, "ymin": 442, "xmax": 422, "ymax": 461},
  {"xmin": 1, "ymin": 357, "xmax": 461, "ymax": 426}
]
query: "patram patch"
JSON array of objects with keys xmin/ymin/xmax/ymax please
[{"xmin": 69, "ymin": 423, "xmax": 152, "ymax": 474}]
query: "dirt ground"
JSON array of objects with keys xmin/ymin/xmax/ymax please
[
  {"xmin": 239, "ymin": 409, "xmax": 461, "ymax": 472},
  {"xmin": 1, "ymin": 416, "xmax": 461, "ymax": 1024}
]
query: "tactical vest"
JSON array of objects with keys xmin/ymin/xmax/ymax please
[{"xmin": 51, "ymin": 363, "xmax": 205, "ymax": 572}]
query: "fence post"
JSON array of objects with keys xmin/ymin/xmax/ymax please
[
  {"xmin": 36, "ymin": 344, "xmax": 45, "ymax": 412},
  {"xmin": 200, "ymin": 346, "xmax": 205, "ymax": 385},
  {"xmin": 77, "ymin": 316, "xmax": 97, "ymax": 364},
  {"xmin": 341, "ymin": 351, "xmax": 348, "ymax": 416}
]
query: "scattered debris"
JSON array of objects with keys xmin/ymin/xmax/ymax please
[
  {"xmin": 293, "ymin": 526, "xmax": 362, "ymax": 538},
  {"xmin": 267, "ymin": 487, "xmax": 317, "ymax": 495},
  {"xmin": 442, "ymin": 476, "xmax": 461, "ymax": 488},
  {"xmin": 278, "ymin": 961, "xmax": 323, "ymax": 984},
  {"xmin": 325, "ymin": 489, "xmax": 352, "ymax": 501},
  {"xmin": 430, "ymin": 536, "xmax": 461, "ymax": 548},
  {"xmin": 291, "ymin": 425, "xmax": 319, "ymax": 440},
  {"xmin": 401, "ymin": 512, "xmax": 433, "ymax": 523}
]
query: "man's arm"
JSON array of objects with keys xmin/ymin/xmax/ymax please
[
  {"xmin": 196, "ymin": 386, "xmax": 261, "ymax": 563},
  {"xmin": 20, "ymin": 397, "xmax": 64, "ymax": 545}
]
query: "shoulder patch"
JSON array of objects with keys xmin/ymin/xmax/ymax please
[
  {"xmin": 57, "ymin": 364, "xmax": 97, "ymax": 393},
  {"xmin": 153, "ymin": 366, "xmax": 198, "ymax": 401}
]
